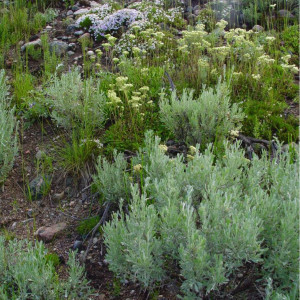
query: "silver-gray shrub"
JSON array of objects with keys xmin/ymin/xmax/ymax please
[
  {"xmin": 44, "ymin": 68, "xmax": 106, "ymax": 129},
  {"xmin": 93, "ymin": 150, "xmax": 131, "ymax": 203},
  {"xmin": 159, "ymin": 79, "xmax": 244, "ymax": 146},
  {"xmin": 0, "ymin": 70, "xmax": 18, "ymax": 184},
  {"xmin": 102, "ymin": 132, "xmax": 299, "ymax": 298},
  {"xmin": 104, "ymin": 184, "xmax": 165, "ymax": 288},
  {"xmin": 0, "ymin": 237, "xmax": 92, "ymax": 299}
]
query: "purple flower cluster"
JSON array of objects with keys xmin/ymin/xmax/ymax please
[{"xmin": 90, "ymin": 9, "xmax": 143, "ymax": 38}]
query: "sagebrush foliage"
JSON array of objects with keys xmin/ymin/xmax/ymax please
[
  {"xmin": 159, "ymin": 79, "xmax": 244, "ymax": 146},
  {"xmin": 0, "ymin": 70, "xmax": 18, "ymax": 185},
  {"xmin": 44, "ymin": 68, "xmax": 106, "ymax": 130},
  {"xmin": 102, "ymin": 131, "xmax": 299, "ymax": 298},
  {"xmin": 0, "ymin": 237, "xmax": 92, "ymax": 299}
]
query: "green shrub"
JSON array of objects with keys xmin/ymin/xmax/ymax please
[
  {"xmin": 43, "ymin": 68, "xmax": 106, "ymax": 130},
  {"xmin": 159, "ymin": 78, "xmax": 244, "ymax": 147},
  {"xmin": 0, "ymin": 237, "xmax": 92, "ymax": 299},
  {"xmin": 102, "ymin": 132, "xmax": 299, "ymax": 298},
  {"xmin": 93, "ymin": 150, "xmax": 131, "ymax": 204},
  {"xmin": 0, "ymin": 70, "xmax": 18, "ymax": 185}
]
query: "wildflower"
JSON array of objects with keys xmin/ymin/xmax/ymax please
[
  {"xmin": 116, "ymin": 76, "xmax": 128, "ymax": 88},
  {"xmin": 108, "ymin": 36, "xmax": 117, "ymax": 45},
  {"xmin": 252, "ymin": 74, "xmax": 261, "ymax": 80},
  {"xmin": 270, "ymin": 4, "xmax": 276, "ymax": 9},
  {"xmin": 122, "ymin": 50, "xmax": 129, "ymax": 56},
  {"xmin": 132, "ymin": 47, "xmax": 141, "ymax": 55},
  {"xmin": 147, "ymin": 100, "xmax": 153, "ymax": 105},
  {"xmin": 133, "ymin": 164, "xmax": 142, "ymax": 172},
  {"xmin": 141, "ymin": 68, "xmax": 149, "ymax": 74},
  {"xmin": 186, "ymin": 154, "xmax": 194, "ymax": 162},
  {"xmin": 189, "ymin": 146, "xmax": 197, "ymax": 156},
  {"xmin": 139, "ymin": 86, "xmax": 149, "ymax": 93},
  {"xmin": 129, "ymin": 34, "xmax": 136, "ymax": 39},
  {"xmin": 159, "ymin": 144, "xmax": 168, "ymax": 153},
  {"xmin": 230, "ymin": 130, "xmax": 239, "ymax": 137},
  {"xmin": 112, "ymin": 57, "xmax": 120, "ymax": 63},
  {"xmin": 266, "ymin": 36, "xmax": 276, "ymax": 43},
  {"xmin": 102, "ymin": 43, "xmax": 111, "ymax": 51},
  {"xmin": 96, "ymin": 49, "xmax": 103, "ymax": 57},
  {"xmin": 107, "ymin": 90, "xmax": 122, "ymax": 105}
]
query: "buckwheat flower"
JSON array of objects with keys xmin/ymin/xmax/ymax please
[
  {"xmin": 107, "ymin": 90, "xmax": 122, "ymax": 105},
  {"xmin": 266, "ymin": 36, "xmax": 276, "ymax": 43},
  {"xmin": 129, "ymin": 34, "xmax": 136, "ymax": 39},
  {"xmin": 90, "ymin": 55, "xmax": 96, "ymax": 62},
  {"xmin": 186, "ymin": 154, "xmax": 194, "ymax": 162},
  {"xmin": 116, "ymin": 76, "xmax": 128, "ymax": 87},
  {"xmin": 129, "ymin": 96, "xmax": 141, "ymax": 103},
  {"xmin": 96, "ymin": 49, "xmax": 103, "ymax": 57},
  {"xmin": 141, "ymin": 68, "xmax": 148, "ymax": 74},
  {"xmin": 95, "ymin": 63, "xmax": 101, "ymax": 69},
  {"xmin": 230, "ymin": 130, "xmax": 239, "ymax": 137},
  {"xmin": 112, "ymin": 57, "xmax": 119, "ymax": 63},
  {"xmin": 252, "ymin": 74, "xmax": 261, "ymax": 80},
  {"xmin": 281, "ymin": 54, "xmax": 291, "ymax": 64},
  {"xmin": 108, "ymin": 36, "xmax": 117, "ymax": 45},
  {"xmin": 216, "ymin": 19, "xmax": 228, "ymax": 30},
  {"xmin": 270, "ymin": 4, "xmax": 276, "ymax": 9},
  {"xmin": 132, "ymin": 91, "xmax": 141, "ymax": 96},
  {"xmin": 159, "ymin": 144, "xmax": 168, "ymax": 153},
  {"xmin": 102, "ymin": 43, "xmax": 111, "ymax": 51},
  {"xmin": 139, "ymin": 86, "xmax": 149, "ymax": 93},
  {"xmin": 189, "ymin": 146, "xmax": 197, "ymax": 156},
  {"xmin": 133, "ymin": 164, "xmax": 142, "ymax": 172},
  {"xmin": 198, "ymin": 58, "xmax": 209, "ymax": 68},
  {"xmin": 123, "ymin": 50, "xmax": 129, "ymax": 56},
  {"xmin": 132, "ymin": 47, "xmax": 141, "ymax": 55},
  {"xmin": 243, "ymin": 53, "xmax": 251, "ymax": 60},
  {"xmin": 147, "ymin": 100, "xmax": 153, "ymax": 105},
  {"xmin": 233, "ymin": 72, "xmax": 242, "ymax": 79}
]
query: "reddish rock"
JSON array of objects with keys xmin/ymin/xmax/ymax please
[{"xmin": 35, "ymin": 222, "xmax": 67, "ymax": 243}]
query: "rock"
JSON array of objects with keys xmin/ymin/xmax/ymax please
[
  {"xmin": 282, "ymin": 142, "xmax": 297, "ymax": 152},
  {"xmin": 93, "ymin": 237, "xmax": 98, "ymax": 244},
  {"xmin": 99, "ymin": 294, "xmax": 106, "ymax": 300},
  {"xmin": 72, "ymin": 5, "xmax": 80, "ymax": 12},
  {"xmin": 68, "ymin": 51, "xmax": 75, "ymax": 56},
  {"xmin": 66, "ymin": 24, "xmax": 80, "ymax": 34},
  {"xmin": 21, "ymin": 39, "xmax": 42, "ymax": 52},
  {"xmin": 68, "ymin": 42, "xmax": 76, "ymax": 51},
  {"xmin": 74, "ymin": 30, "xmax": 84, "ymax": 37},
  {"xmin": 28, "ymin": 175, "xmax": 51, "ymax": 200},
  {"xmin": 79, "ymin": 0, "xmax": 91, "ymax": 6},
  {"xmin": 11, "ymin": 222, "xmax": 17, "ymax": 230},
  {"xmin": 52, "ymin": 191, "xmax": 65, "ymax": 201},
  {"xmin": 27, "ymin": 209, "xmax": 33, "ymax": 218},
  {"xmin": 252, "ymin": 25, "xmax": 264, "ymax": 32},
  {"xmin": 49, "ymin": 41, "xmax": 68, "ymax": 56},
  {"xmin": 29, "ymin": 34, "xmax": 39, "ymax": 42},
  {"xmin": 45, "ymin": 25, "xmax": 52, "ymax": 30},
  {"xmin": 194, "ymin": 9, "xmax": 200, "ymax": 16},
  {"xmin": 78, "ymin": 32, "xmax": 91, "ymax": 42},
  {"xmin": 193, "ymin": 5, "xmax": 200, "ymax": 12},
  {"xmin": 35, "ymin": 222, "xmax": 67, "ymax": 243},
  {"xmin": 278, "ymin": 9, "xmax": 294, "ymax": 19},
  {"xmin": 67, "ymin": 10, "xmax": 73, "ymax": 16},
  {"xmin": 90, "ymin": 1, "xmax": 101, "ymax": 7},
  {"xmin": 252, "ymin": 143, "xmax": 267, "ymax": 154},
  {"xmin": 74, "ymin": 8, "xmax": 90, "ymax": 16},
  {"xmin": 35, "ymin": 150, "xmax": 45, "ymax": 160},
  {"xmin": 72, "ymin": 240, "xmax": 84, "ymax": 251},
  {"xmin": 87, "ymin": 50, "xmax": 94, "ymax": 56},
  {"xmin": 61, "ymin": 36, "xmax": 69, "ymax": 41}
]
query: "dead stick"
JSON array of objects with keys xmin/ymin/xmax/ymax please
[{"xmin": 82, "ymin": 202, "xmax": 111, "ymax": 263}]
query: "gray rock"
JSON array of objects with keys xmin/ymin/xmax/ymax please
[
  {"xmin": 66, "ymin": 23, "xmax": 80, "ymax": 34},
  {"xmin": 28, "ymin": 175, "xmax": 51, "ymax": 200},
  {"xmin": 74, "ymin": 30, "xmax": 84, "ymax": 37},
  {"xmin": 194, "ymin": 9, "xmax": 200, "ymax": 16},
  {"xmin": 27, "ymin": 209, "xmax": 33, "ymax": 218},
  {"xmin": 61, "ymin": 36, "xmax": 69, "ymax": 41},
  {"xmin": 278, "ymin": 9, "xmax": 294, "ymax": 19},
  {"xmin": 49, "ymin": 41, "xmax": 68, "ymax": 56},
  {"xmin": 73, "ymin": 240, "xmax": 84, "ymax": 251},
  {"xmin": 74, "ymin": 8, "xmax": 90, "ymax": 16},
  {"xmin": 21, "ymin": 39, "xmax": 42, "ymax": 52},
  {"xmin": 68, "ymin": 43, "xmax": 76, "ymax": 51},
  {"xmin": 87, "ymin": 50, "xmax": 94, "ymax": 56},
  {"xmin": 78, "ymin": 32, "xmax": 91, "ymax": 42},
  {"xmin": 67, "ymin": 10, "xmax": 73, "ymax": 16},
  {"xmin": 193, "ymin": 5, "xmax": 200, "ymax": 12},
  {"xmin": 68, "ymin": 51, "xmax": 75, "ymax": 56},
  {"xmin": 72, "ymin": 5, "xmax": 80, "ymax": 12},
  {"xmin": 252, "ymin": 25, "xmax": 264, "ymax": 32}
]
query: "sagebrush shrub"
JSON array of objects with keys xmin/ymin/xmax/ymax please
[
  {"xmin": 159, "ymin": 78, "xmax": 244, "ymax": 146},
  {"xmin": 44, "ymin": 68, "xmax": 106, "ymax": 130},
  {"xmin": 93, "ymin": 150, "xmax": 131, "ymax": 203},
  {"xmin": 0, "ymin": 70, "xmax": 18, "ymax": 184},
  {"xmin": 102, "ymin": 131, "xmax": 299, "ymax": 298},
  {"xmin": 0, "ymin": 237, "xmax": 92, "ymax": 299}
]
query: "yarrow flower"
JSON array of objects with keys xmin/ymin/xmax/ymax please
[{"xmin": 159, "ymin": 144, "xmax": 168, "ymax": 153}]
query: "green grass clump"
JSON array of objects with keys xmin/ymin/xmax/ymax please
[{"xmin": 77, "ymin": 216, "xmax": 101, "ymax": 236}]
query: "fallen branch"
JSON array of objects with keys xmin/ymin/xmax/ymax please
[{"xmin": 81, "ymin": 202, "xmax": 111, "ymax": 263}]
